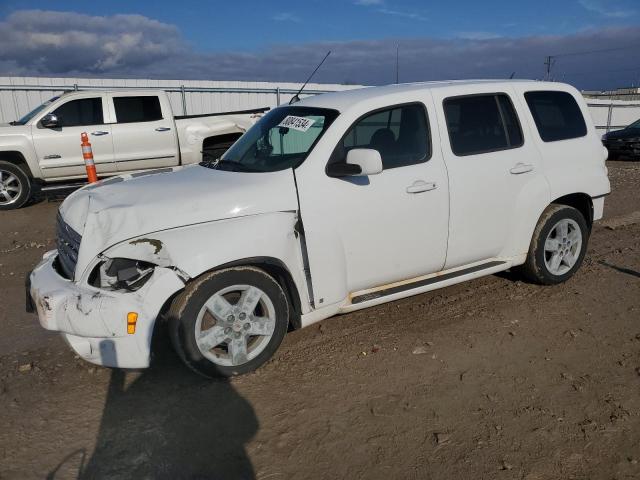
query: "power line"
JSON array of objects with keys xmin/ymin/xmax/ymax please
[
  {"xmin": 545, "ymin": 43, "xmax": 640, "ymax": 80},
  {"xmin": 551, "ymin": 44, "xmax": 639, "ymax": 58}
]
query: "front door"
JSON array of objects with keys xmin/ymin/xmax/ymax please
[
  {"xmin": 296, "ymin": 100, "xmax": 450, "ymax": 307},
  {"xmin": 32, "ymin": 96, "xmax": 115, "ymax": 180}
]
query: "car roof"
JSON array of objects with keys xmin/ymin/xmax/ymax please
[{"xmin": 297, "ymin": 79, "xmax": 565, "ymax": 112}]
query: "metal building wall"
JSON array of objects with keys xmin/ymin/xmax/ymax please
[
  {"xmin": 1, "ymin": 77, "xmax": 640, "ymax": 134},
  {"xmin": 0, "ymin": 76, "xmax": 362, "ymax": 123}
]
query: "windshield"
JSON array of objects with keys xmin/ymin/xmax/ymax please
[
  {"xmin": 202, "ymin": 106, "xmax": 339, "ymax": 172},
  {"xmin": 13, "ymin": 97, "xmax": 59, "ymax": 125}
]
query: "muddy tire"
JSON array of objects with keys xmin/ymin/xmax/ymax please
[
  {"xmin": 0, "ymin": 161, "xmax": 31, "ymax": 210},
  {"xmin": 168, "ymin": 267, "xmax": 289, "ymax": 378},
  {"xmin": 520, "ymin": 204, "xmax": 589, "ymax": 285}
]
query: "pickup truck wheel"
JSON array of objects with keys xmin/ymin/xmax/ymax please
[
  {"xmin": 520, "ymin": 204, "xmax": 589, "ymax": 285},
  {"xmin": 169, "ymin": 267, "xmax": 289, "ymax": 378},
  {"xmin": 0, "ymin": 161, "xmax": 31, "ymax": 210}
]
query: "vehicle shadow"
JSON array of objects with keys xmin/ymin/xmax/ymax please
[
  {"xmin": 75, "ymin": 324, "xmax": 258, "ymax": 480},
  {"xmin": 598, "ymin": 261, "xmax": 640, "ymax": 279}
]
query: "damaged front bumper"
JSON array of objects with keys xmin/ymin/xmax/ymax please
[{"xmin": 27, "ymin": 250, "xmax": 185, "ymax": 368}]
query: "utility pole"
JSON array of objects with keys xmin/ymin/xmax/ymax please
[
  {"xmin": 544, "ymin": 55, "xmax": 554, "ymax": 81},
  {"xmin": 396, "ymin": 44, "xmax": 399, "ymax": 84}
]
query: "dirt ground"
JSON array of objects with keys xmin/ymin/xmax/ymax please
[{"xmin": 1, "ymin": 161, "xmax": 639, "ymax": 480}]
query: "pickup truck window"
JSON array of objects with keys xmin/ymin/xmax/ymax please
[
  {"xmin": 525, "ymin": 91, "xmax": 587, "ymax": 142},
  {"xmin": 211, "ymin": 107, "xmax": 339, "ymax": 173},
  {"xmin": 338, "ymin": 103, "xmax": 431, "ymax": 169},
  {"xmin": 51, "ymin": 98, "xmax": 103, "ymax": 127},
  {"xmin": 114, "ymin": 96, "xmax": 163, "ymax": 123},
  {"xmin": 444, "ymin": 94, "xmax": 523, "ymax": 156}
]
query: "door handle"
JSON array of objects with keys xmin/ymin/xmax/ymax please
[
  {"xmin": 510, "ymin": 163, "xmax": 534, "ymax": 175},
  {"xmin": 406, "ymin": 180, "xmax": 437, "ymax": 194},
  {"xmin": 91, "ymin": 131, "xmax": 109, "ymax": 136},
  {"xmin": 43, "ymin": 154, "xmax": 61, "ymax": 159},
  {"xmin": 155, "ymin": 127, "xmax": 171, "ymax": 132}
]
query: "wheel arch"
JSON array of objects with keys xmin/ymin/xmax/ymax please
[
  {"xmin": 550, "ymin": 192, "xmax": 593, "ymax": 229},
  {"xmin": 0, "ymin": 150, "xmax": 34, "ymax": 178},
  {"xmin": 170, "ymin": 256, "xmax": 303, "ymax": 331},
  {"xmin": 202, "ymin": 132, "xmax": 243, "ymax": 151}
]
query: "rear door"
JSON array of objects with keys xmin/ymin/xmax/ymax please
[
  {"xmin": 108, "ymin": 93, "xmax": 179, "ymax": 172},
  {"xmin": 31, "ymin": 95, "xmax": 115, "ymax": 179},
  {"xmin": 432, "ymin": 88, "xmax": 549, "ymax": 268}
]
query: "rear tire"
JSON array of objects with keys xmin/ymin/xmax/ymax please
[
  {"xmin": 520, "ymin": 204, "xmax": 589, "ymax": 285},
  {"xmin": 168, "ymin": 267, "xmax": 289, "ymax": 378}
]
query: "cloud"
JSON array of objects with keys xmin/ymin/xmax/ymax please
[
  {"xmin": 353, "ymin": 0, "xmax": 427, "ymax": 21},
  {"xmin": 0, "ymin": 10, "xmax": 639, "ymax": 90},
  {"xmin": 377, "ymin": 8, "xmax": 428, "ymax": 21},
  {"xmin": 578, "ymin": 0, "xmax": 636, "ymax": 18},
  {"xmin": 456, "ymin": 31, "xmax": 502, "ymax": 40},
  {"xmin": 0, "ymin": 10, "xmax": 185, "ymax": 74},
  {"xmin": 272, "ymin": 13, "xmax": 301, "ymax": 22}
]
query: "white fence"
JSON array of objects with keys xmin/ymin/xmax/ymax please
[
  {"xmin": 0, "ymin": 76, "xmax": 361, "ymax": 123},
  {"xmin": 586, "ymin": 99, "xmax": 640, "ymax": 133},
  {"xmin": 1, "ymin": 77, "xmax": 639, "ymax": 133}
]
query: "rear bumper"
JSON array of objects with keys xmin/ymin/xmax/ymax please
[{"xmin": 28, "ymin": 250, "xmax": 184, "ymax": 368}]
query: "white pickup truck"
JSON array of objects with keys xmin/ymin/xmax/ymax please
[
  {"xmin": 0, "ymin": 89, "xmax": 263, "ymax": 209},
  {"xmin": 28, "ymin": 80, "xmax": 610, "ymax": 378}
]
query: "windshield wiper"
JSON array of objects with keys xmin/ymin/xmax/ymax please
[
  {"xmin": 200, "ymin": 159, "xmax": 260, "ymax": 173},
  {"xmin": 8, "ymin": 121, "xmax": 21, "ymax": 126}
]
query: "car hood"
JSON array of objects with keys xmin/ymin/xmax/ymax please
[
  {"xmin": 603, "ymin": 128, "xmax": 638, "ymax": 140},
  {"xmin": 59, "ymin": 165, "xmax": 299, "ymax": 273}
]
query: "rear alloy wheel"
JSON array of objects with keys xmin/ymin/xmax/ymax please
[
  {"xmin": 520, "ymin": 204, "xmax": 589, "ymax": 285},
  {"xmin": 0, "ymin": 161, "xmax": 31, "ymax": 210},
  {"xmin": 169, "ymin": 267, "xmax": 289, "ymax": 377},
  {"xmin": 543, "ymin": 218, "xmax": 583, "ymax": 276}
]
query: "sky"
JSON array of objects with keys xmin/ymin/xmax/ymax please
[{"xmin": 0, "ymin": 0, "xmax": 638, "ymax": 89}]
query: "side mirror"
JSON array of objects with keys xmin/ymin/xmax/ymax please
[
  {"xmin": 327, "ymin": 148, "xmax": 383, "ymax": 177},
  {"xmin": 40, "ymin": 113, "xmax": 59, "ymax": 128}
]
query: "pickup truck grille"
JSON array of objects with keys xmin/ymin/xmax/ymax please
[{"xmin": 56, "ymin": 213, "xmax": 81, "ymax": 279}]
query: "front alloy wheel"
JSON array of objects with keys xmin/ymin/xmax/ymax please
[
  {"xmin": 0, "ymin": 161, "xmax": 31, "ymax": 210},
  {"xmin": 194, "ymin": 284, "xmax": 277, "ymax": 367},
  {"xmin": 169, "ymin": 267, "xmax": 289, "ymax": 377}
]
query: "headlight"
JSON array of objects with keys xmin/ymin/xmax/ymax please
[{"xmin": 89, "ymin": 257, "xmax": 155, "ymax": 292}]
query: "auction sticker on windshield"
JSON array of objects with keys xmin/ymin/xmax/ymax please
[{"xmin": 278, "ymin": 116, "xmax": 316, "ymax": 132}]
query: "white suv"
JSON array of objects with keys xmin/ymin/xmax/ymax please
[{"xmin": 28, "ymin": 80, "xmax": 610, "ymax": 377}]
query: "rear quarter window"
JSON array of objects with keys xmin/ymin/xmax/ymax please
[{"xmin": 524, "ymin": 91, "xmax": 587, "ymax": 142}]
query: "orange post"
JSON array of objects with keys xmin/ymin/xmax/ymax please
[{"xmin": 81, "ymin": 132, "xmax": 98, "ymax": 183}]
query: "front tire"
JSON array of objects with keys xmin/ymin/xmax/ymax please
[
  {"xmin": 168, "ymin": 267, "xmax": 289, "ymax": 378},
  {"xmin": 0, "ymin": 161, "xmax": 31, "ymax": 210},
  {"xmin": 520, "ymin": 204, "xmax": 589, "ymax": 285}
]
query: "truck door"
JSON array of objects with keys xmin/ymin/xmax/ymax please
[
  {"xmin": 108, "ymin": 94, "xmax": 179, "ymax": 172},
  {"xmin": 31, "ymin": 95, "xmax": 115, "ymax": 179},
  {"xmin": 295, "ymin": 98, "xmax": 450, "ymax": 307}
]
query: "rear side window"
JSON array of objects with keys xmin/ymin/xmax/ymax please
[
  {"xmin": 444, "ymin": 94, "xmax": 523, "ymax": 156},
  {"xmin": 524, "ymin": 91, "xmax": 587, "ymax": 142},
  {"xmin": 52, "ymin": 98, "xmax": 103, "ymax": 127},
  {"xmin": 336, "ymin": 103, "xmax": 431, "ymax": 169},
  {"xmin": 114, "ymin": 96, "xmax": 163, "ymax": 123}
]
